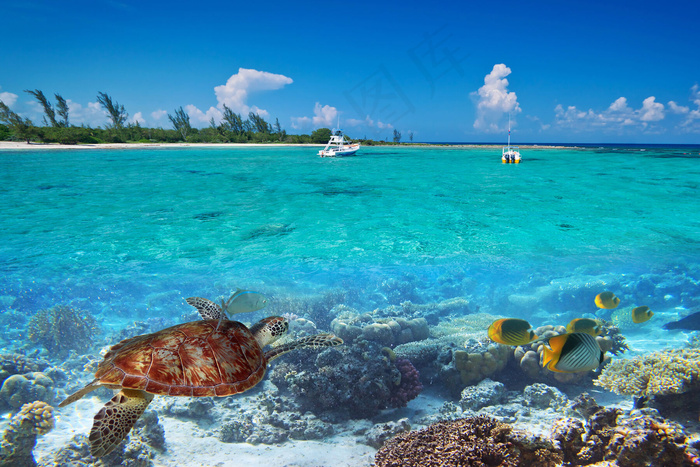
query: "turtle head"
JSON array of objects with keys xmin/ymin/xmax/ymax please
[{"xmin": 250, "ymin": 316, "xmax": 289, "ymax": 348}]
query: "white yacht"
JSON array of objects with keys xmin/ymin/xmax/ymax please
[
  {"xmin": 318, "ymin": 128, "xmax": 360, "ymax": 157},
  {"xmin": 502, "ymin": 116, "xmax": 521, "ymax": 163}
]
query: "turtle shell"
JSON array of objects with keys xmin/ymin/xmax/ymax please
[{"xmin": 94, "ymin": 320, "xmax": 266, "ymax": 397}]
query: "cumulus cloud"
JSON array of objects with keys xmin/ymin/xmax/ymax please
[
  {"xmin": 151, "ymin": 109, "xmax": 167, "ymax": 121},
  {"xmin": 214, "ymin": 68, "xmax": 292, "ymax": 116},
  {"xmin": 67, "ymin": 100, "xmax": 108, "ymax": 127},
  {"xmin": 133, "ymin": 112, "xmax": 146, "ymax": 125},
  {"xmin": 554, "ymin": 95, "xmax": 668, "ymax": 132},
  {"xmin": 291, "ymin": 102, "xmax": 338, "ymax": 129},
  {"xmin": 471, "ymin": 64, "xmax": 521, "ymax": 132},
  {"xmin": 185, "ymin": 104, "xmax": 222, "ymax": 125},
  {"xmin": 185, "ymin": 68, "xmax": 292, "ymax": 126},
  {"xmin": 0, "ymin": 86, "xmax": 18, "ymax": 107},
  {"xmin": 679, "ymin": 84, "xmax": 700, "ymax": 131}
]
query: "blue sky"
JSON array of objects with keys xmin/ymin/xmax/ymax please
[{"xmin": 1, "ymin": 0, "xmax": 698, "ymax": 143}]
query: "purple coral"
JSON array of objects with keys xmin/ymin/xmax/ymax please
[{"xmin": 389, "ymin": 358, "xmax": 423, "ymax": 408}]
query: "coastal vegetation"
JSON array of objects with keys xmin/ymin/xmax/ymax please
[{"xmin": 0, "ymin": 90, "xmax": 403, "ymax": 146}]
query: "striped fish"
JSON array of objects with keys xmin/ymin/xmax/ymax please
[
  {"xmin": 487, "ymin": 318, "xmax": 537, "ymax": 346},
  {"xmin": 542, "ymin": 332, "xmax": 604, "ymax": 373}
]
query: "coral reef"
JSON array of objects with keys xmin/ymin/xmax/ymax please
[
  {"xmin": 374, "ymin": 415, "xmax": 562, "ymax": 467},
  {"xmin": 388, "ymin": 358, "xmax": 423, "ymax": 408},
  {"xmin": 330, "ymin": 308, "xmax": 429, "ymax": 346},
  {"xmin": 453, "ymin": 340, "xmax": 510, "ymax": 386},
  {"xmin": 551, "ymin": 395, "xmax": 700, "ymax": 466},
  {"xmin": 45, "ymin": 432, "xmax": 156, "ymax": 467},
  {"xmin": 594, "ymin": 348, "xmax": 700, "ymax": 396},
  {"xmin": 26, "ymin": 305, "xmax": 100, "ymax": 359},
  {"xmin": 268, "ymin": 341, "xmax": 421, "ymax": 420},
  {"xmin": 0, "ymin": 354, "xmax": 50, "ymax": 386},
  {"xmin": 0, "ymin": 372, "xmax": 54, "ymax": 409},
  {"xmin": 0, "ymin": 401, "xmax": 55, "ymax": 467}
]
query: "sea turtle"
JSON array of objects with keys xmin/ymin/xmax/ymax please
[{"xmin": 58, "ymin": 297, "xmax": 343, "ymax": 457}]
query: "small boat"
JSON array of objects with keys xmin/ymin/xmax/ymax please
[
  {"xmin": 318, "ymin": 128, "xmax": 360, "ymax": 157},
  {"xmin": 502, "ymin": 115, "xmax": 521, "ymax": 163}
]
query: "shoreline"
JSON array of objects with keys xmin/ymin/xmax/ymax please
[{"xmin": 0, "ymin": 141, "xmax": 575, "ymax": 151}]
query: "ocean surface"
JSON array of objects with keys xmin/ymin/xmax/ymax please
[{"xmin": 1, "ymin": 145, "xmax": 699, "ymax": 320}]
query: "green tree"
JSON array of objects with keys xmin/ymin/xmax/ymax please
[
  {"xmin": 55, "ymin": 94, "xmax": 69, "ymax": 127},
  {"xmin": 273, "ymin": 118, "xmax": 286, "ymax": 142},
  {"xmin": 310, "ymin": 127, "xmax": 332, "ymax": 144},
  {"xmin": 222, "ymin": 104, "xmax": 244, "ymax": 134},
  {"xmin": 248, "ymin": 112, "xmax": 272, "ymax": 134},
  {"xmin": 393, "ymin": 129, "xmax": 401, "ymax": 143},
  {"xmin": 409, "ymin": 131, "xmax": 414, "ymax": 143},
  {"xmin": 0, "ymin": 101, "xmax": 35, "ymax": 143},
  {"xmin": 25, "ymin": 89, "xmax": 58, "ymax": 127},
  {"xmin": 168, "ymin": 106, "xmax": 191, "ymax": 141},
  {"xmin": 96, "ymin": 92, "xmax": 128, "ymax": 129}
]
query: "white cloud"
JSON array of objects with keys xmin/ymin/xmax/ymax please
[
  {"xmin": 66, "ymin": 100, "xmax": 108, "ymax": 127},
  {"xmin": 291, "ymin": 102, "xmax": 338, "ymax": 129},
  {"xmin": 0, "ymin": 86, "xmax": 18, "ymax": 108},
  {"xmin": 639, "ymin": 96, "xmax": 665, "ymax": 122},
  {"xmin": 679, "ymin": 84, "xmax": 700, "ymax": 131},
  {"xmin": 133, "ymin": 112, "xmax": 146, "ymax": 125},
  {"xmin": 184, "ymin": 104, "xmax": 223, "ymax": 125},
  {"xmin": 668, "ymin": 101, "xmax": 689, "ymax": 114},
  {"xmin": 214, "ymin": 68, "xmax": 292, "ymax": 116},
  {"xmin": 554, "ymin": 95, "xmax": 670, "ymax": 132},
  {"xmin": 185, "ymin": 68, "xmax": 291, "ymax": 127},
  {"xmin": 151, "ymin": 109, "xmax": 167, "ymax": 120},
  {"xmin": 346, "ymin": 115, "xmax": 392, "ymax": 130},
  {"xmin": 471, "ymin": 63, "xmax": 521, "ymax": 132}
]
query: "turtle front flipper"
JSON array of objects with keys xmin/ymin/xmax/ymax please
[
  {"xmin": 185, "ymin": 297, "xmax": 223, "ymax": 320},
  {"xmin": 265, "ymin": 333, "xmax": 343, "ymax": 362},
  {"xmin": 89, "ymin": 389, "xmax": 154, "ymax": 457}
]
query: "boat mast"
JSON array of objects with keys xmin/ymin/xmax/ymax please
[{"xmin": 507, "ymin": 114, "xmax": 511, "ymax": 148}]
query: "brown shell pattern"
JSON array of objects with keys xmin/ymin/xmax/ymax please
[{"xmin": 94, "ymin": 320, "xmax": 265, "ymax": 397}]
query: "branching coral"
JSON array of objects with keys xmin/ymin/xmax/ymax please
[
  {"xmin": 0, "ymin": 401, "xmax": 55, "ymax": 466},
  {"xmin": 594, "ymin": 349, "xmax": 700, "ymax": 396},
  {"xmin": 374, "ymin": 415, "xmax": 562, "ymax": 467},
  {"xmin": 27, "ymin": 305, "xmax": 100, "ymax": 358}
]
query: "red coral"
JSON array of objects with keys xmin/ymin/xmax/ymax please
[{"xmin": 389, "ymin": 358, "xmax": 423, "ymax": 408}]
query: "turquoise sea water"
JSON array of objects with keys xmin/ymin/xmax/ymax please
[{"xmin": 1, "ymin": 145, "xmax": 699, "ymax": 326}]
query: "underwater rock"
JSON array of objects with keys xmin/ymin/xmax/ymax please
[
  {"xmin": 363, "ymin": 418, "xmax": 411, "ymax": 449},
  {"xmin": 374, "ymin": 415, "xmax": 562, "ymax": 467},
  {"xmin": 163, "ymin": 397, "xmax": 216, "ymax": 423},
  {"xmin": 134, "ymin": 410, "xmax": 166, "ymax": 453},
  {"xmin": 0, "ymin": 401, "xmax": 54, "ymax": 467},
  {"xmin": 522, "ymin": 383, "xmax": 568, "ymax": 410},
  {"xmin": 0, "ymin": 372, "xmax": 54, "ymax": 409},
  {"xmin": 459, "ymin": 378, "xmax": 507, "ymax": 411}
]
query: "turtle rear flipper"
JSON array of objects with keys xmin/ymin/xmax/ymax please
[
  {"xmin": 58, "ymin": 379, "xmax": 102, "ymax": 407},
  {"xmin": 265, "ymin": 333, "xmax": 343, "ymax": 362},
  {"xmin": 185, "ymin": 297, "xmax": 223, "ymax": 320},
  {"xmin": 89, "ymin": 389, "xmax": 154, "ymax": 457}
]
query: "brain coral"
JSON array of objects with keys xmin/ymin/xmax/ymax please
[
  {"xmin": 374, "ymin": 415, "xmax": 562, "ymax": 467},
  {"xmin": 594, "ymin": 349, "xmax": 700, "ymax": 396}
]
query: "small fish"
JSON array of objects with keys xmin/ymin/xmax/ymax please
[
  {"xmin": 663, "ymin": 311, "xmax": 700, "ymax": 330},
  {"xmin": 487, "ymin": 318, "xmax": 538, "ymax": 346},
  {"xmin": 631, "ymin": 306, "xmax": 654, "ymax": 324},
  {"xmin": 566, "ymin": 318, "xmax": 602, "ymax": 336},
  {"xmin": 225, "ymin": 289, "xmax": 268, "ymax": 315},
  {"xmin": 595, "ymin": 291, "xmax": 620, "ymax": 309},
  {"xmin": 542, "ymin": 332, "xmax": 605, "ymax": 373}
]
